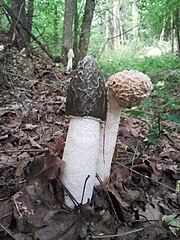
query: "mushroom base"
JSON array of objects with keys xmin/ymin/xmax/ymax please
[{"xmin": 62, "ymin": 117, "xmax": 100, "ymax": 208}]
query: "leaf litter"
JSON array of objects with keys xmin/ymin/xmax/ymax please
[{"xmin": 0, "ymin": 48, "xmax": 179, "ymax": 240}]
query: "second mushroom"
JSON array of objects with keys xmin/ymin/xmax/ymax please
[{"xmin": 96, "ymin": 70, "xmax": 153, "ymax": 184}]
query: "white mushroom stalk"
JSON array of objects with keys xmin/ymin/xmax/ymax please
[
  {"xmin": 97, "ymin": 94, "xmax": 122, "ymax": 185},
  {"xmin": 62, "ymin": 56, "xmax": 107, "ymax": 208},
  {"xmin": 96, "ymin": 70, "xmax": 153, "ymax": 184},
  {"xmin": 66, "ymin": 48, "xmax": 74, "ymax": 72}
]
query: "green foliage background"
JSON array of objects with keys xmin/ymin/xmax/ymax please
[{"xmin": 0, "ymin": 0, "xmax": 180, "ymax": 146}]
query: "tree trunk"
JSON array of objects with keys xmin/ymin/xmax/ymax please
[
  {"xmin": 119, "ymin": 3, "xmax": 124, "ymax": 45},
  {"xmin": 112, "ymin": 1, "xmax": 118, "ymax": 48},
  {"xmin": 176, "ymin": 28, "xmax": 180, "ymax": 55},
  {"xmin": 132, "ymin": 0, "xmax": 138, "ymax": 41},
  {"xmin": 10, "ymin": 0, "xmax": 29, "ymax": 48},
  {"xmin": 105, "ymin": 0, "xmax": 110, "ymax": 50},
  {"xmin": 76, "ymin": 0, "xmax": 95, "ymax": 64},
  {"xmin": 160, "ymin": 17, "xmax": 166, "ymax": 42},
  {"xmin": 73, "ymin": 0, "xmax": 79, "ymax": 62},
  {"xmin": 61, "ymin": 0, "xmax": 75, "ymax": 63},
  {"xmin": 175, "ymin": 9, "xmax": 180, "ymax": 56},
  {"xmin": 112, "ymin": 0, "xmax": 123, "ymax": 48},
  {"xmin": 27, "ymin": 0, "xmax": 34, "ymax": 43},
  {"xmin": 106, "ymin": 0, "xmax": 123, "ymax": 49},
  {"xmin": 170, "ymin": 14, "xmax": 175, "ymax": 53},
  {"xmin": 53, "ymin": 4, "xmax": 59, "ymax": 50}
]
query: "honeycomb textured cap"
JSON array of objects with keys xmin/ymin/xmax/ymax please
[{"xmin": 107, "ymin": 70, "xmax": 153, "ymax": 108}]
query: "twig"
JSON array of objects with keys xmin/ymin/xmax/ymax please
[
  {"xmin": 164, "ymin": 133, "xmax": 180, "ymax": 151},
  {"xmin": 0, "ymin": 222, "xmax": 16, "ymax": 239},
  {"xmin": 130, "ymin": 140, "xmax": 140, "ymax": 178},
  {"xmin": 2, "ymin": 69, "xmax": 34, "ymax": 82},
  {"xmin": 0, "ymin": 148, "xmax": 49, "ymax": 154},
  {"xmin": 81, "ymin": 175, "xmax": 90, "ymax": 205},
  {"xmin": 91, "ymin": 227, "xmax": 144, "ymax": 239},
  {"xmin": 96, "ymin": 173, "xmax": 120, "ymax": 223},
  {"xmin": 58, "ymin": 179, "xmax": 80, "ymax": 207},
  {"xmin": 117, "ymin": 162, "xmax": 178, "ymax": 193}
]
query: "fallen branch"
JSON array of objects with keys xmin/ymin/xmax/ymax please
[{"xmin": 0, "ymin": 222, "xmax": 16, "ymax": 240}]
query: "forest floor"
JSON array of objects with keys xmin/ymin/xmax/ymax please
[{"xmin": 0, "ymin": 43, "xmax": 180, "ymax": 240}]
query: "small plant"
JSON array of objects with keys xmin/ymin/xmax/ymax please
[
  {"xmin": 144, "ymin": 97, "xmax": 180, "ymax": 144},
  {"xmin": 124, "ymin": 86, "xmax": 180, "ymax": 145},
  {"xmin": 98, "ymin": 48, "xmax": 180, "ymax": 77}
]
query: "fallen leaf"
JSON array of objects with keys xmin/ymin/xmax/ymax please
[
  {"xmin": 0, "ymin": 199, "xmax": 13, "ymax": 232},
  {"xmin": 24, "ymin": 124, "xmax": 37, "ymax": 130},
  {"xmin": 15, "ymin": 152, "xmax": 30, "ymax": 177},
  {"xmin": 28, "ymin": 150, "xmax": 64, "ymax": 181},
  {"xmin": 28, "ymin": 136, "xmax": 41, "ymax": 148}
]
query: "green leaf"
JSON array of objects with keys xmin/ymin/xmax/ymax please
[
  {"xmin": 123, "ymin": 109, "xmax": 144, "ymax": 117},
  {"xmin": 166, "ymin": 114, "xmax": 180, "ymax": 123},
  {"xmin": 160, "ymin": 99, "xmax": 177, "ymax": 112},
  {"xmin": 162, "ymin": 215, "xmax": 180, "ymax": 229},
  {"xmin": 143, "ymin": 98, "xmax": 155, "ymax": 108},
  {"xmin": 147, "ymin": 128, "xmax": 159, "ymax": 144}
]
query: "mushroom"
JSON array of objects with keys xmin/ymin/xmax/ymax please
[
  {"xmin": 96, "ymin": 70, "xmax": 153, "ymax": 184},
  {"xmin": 62, "ymin": 56, "xmax": 107, "ymax": 208},
  {"xmin": 66, "ymin": 48, "xmax": 74, "ymax": 72}
]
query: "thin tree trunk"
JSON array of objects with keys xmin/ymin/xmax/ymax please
[
  {"xmin": 119, "ymin": 10, "xmax": 124, "ymax": 45},
  {"xmin": 61, "ymin": 0, "xmax": 75, "ymax": 62},
  {"xmin": 175, "ymin": 9, "xmax": 180, "ymax": 56},
  {"xmin": 27, "ymin": 0, "xmax": 34, "ymax": 43},
  {"xmin": 119, "ymin": 3, "xmax": 124, "ymax": 45},
  {"xmin": 113, "ymin": 1, "xmax": 117, "ymax": 48},
  {"xmin": 76, "ymin": 0, "xmax": 95, "ymax": 63},
  {"xmin": 132, "ymin": 0, "xmax": 138, "ymax": 41},
  {"xmin": 170, "ymin": 14, "xmax": 174, "ymax": 52},
  {"xmin": 73, "ymin": 0, "xmax": 79, "ymax": 62},
  {"xmin": 112, "ymin": 0, "xmax": 123, "ymax": 49},
  {"xmin": 160, "ymin": 17, "xmax": 166, "ymax": 42},
  {"xmin": 176, "ymin": 28, "xmax": 180, "ymax": 55},
  {"xmin": 10, "ymin": 0, "xmax": 29, "ymax": 48},
  {"xmin": 105, "ymin": 0, "xmax": 110, "ymax": 50},
  {"xmin": 53, "ymin": 4, "xmax": 58, "ymax": 50}
]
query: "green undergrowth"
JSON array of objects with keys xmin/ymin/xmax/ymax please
[
  {"xmin": 99, "ymin": 51, "xmax": 180, "ymax": 145},
  {"xmin": 99, "ymin": 52, "xmax": 180, "ymax": 78}
]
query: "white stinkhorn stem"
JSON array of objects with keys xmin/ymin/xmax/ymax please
[
  {"xmin": 66, "ymin": 49, "xmax": 74, "ymax": 72},
  {"xmin": 96, "ymin": 94, "xmax": 121, "ymax": 184},
  {"xmin": 66, "ymin": 58, "xmax": 73, "ymax": 72},
  {"xmin": 62, "ymin": 117, "xmax": 100, "ymax": 208}
]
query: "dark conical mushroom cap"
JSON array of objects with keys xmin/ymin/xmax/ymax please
[{"xmin": 66, "ymin": 56, "xmax": 107, "ymax": 121}]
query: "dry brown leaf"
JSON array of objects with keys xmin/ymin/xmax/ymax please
[{"xmin": 28, "ymin": 150, "xmax": 64, "ymax": 181}]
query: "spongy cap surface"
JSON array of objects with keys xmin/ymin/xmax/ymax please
[{"xmin": 107, "ymin": 70, "xmax": 153, "ymax": 108}]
